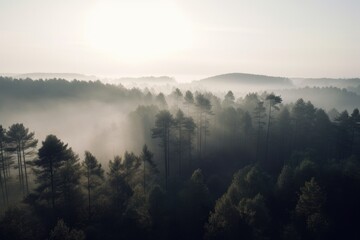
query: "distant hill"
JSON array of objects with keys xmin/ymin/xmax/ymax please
[
  {"xmin": 293, "ymin": 78, "xmax": 360, "ymax": 88},
  {"xmin": 195, "ymin": 73, "xmax": 293, "ymax": 91},
  {"xmin": 118, "ymin": 76, "xmax": 175, "ymax": 84},
  {"xmin": 8, "ymin": 73, "xmax": 98, "ymax": 81}
]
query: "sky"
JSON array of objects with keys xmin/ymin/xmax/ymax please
[{"xmin": 1, "ymin": 0, "xmax": 360, "ymax": 81}]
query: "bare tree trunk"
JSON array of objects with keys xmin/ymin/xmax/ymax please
[
  {"xmin": 199, "ymin": 111, "xmax": 202, "ymax": 160},
  {"xmin": 87, "ymin": 165, "xmax": 91, "ymax": 219},
  {"xmin": 204, "ymin": 114, "xmax": 207, "ymax": 157},
  {"xmin": 265, "ymin": 104, "xmax": 272, "ymax": 163},
  {"xmin": 50, "ymin": 158, "xmax": 55, "ymax": 210},
  {"xmin": 21, "ymin": 142, "xmax": 30, "ymax": 194},
  {"xmin": 0, "ymin": 171, "xmax": 5, "ymax": 206},
  {"xmin": 178, "ymin": 124, "xmax": 182, "ymax": 176},
  {"xmin": 143, "ymin": 158, "xmax": 146, "ymax": 194},
  {"xmin": 0, "ymin": 142, "xmax": 8, "ymax": 205},
  {"xmin": 17, "ymin": 145, "xmax": 25, "ymax": 196},
  {"xmin": 163, "ymin": 121, "xmax": 168, "ymax": 191}
]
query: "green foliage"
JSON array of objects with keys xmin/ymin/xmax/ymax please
[
  {"xmin": 238, "ymin": 194, "xmax": 270, "ymax": 238},
  {"xmin": 82, "ymin": 151, "xmax": 104, "ymax": 219},
  {"xmin": 277, "ymin": 165, "xmax": 294, "ymax": 191},
  {"xmin": 1, "ymin": 84, "xmax": 360, "ymax": 239},
  {"xmin": 296, "ymin": 178, "xmax": 325, "ymax": 217},
  {"xmin": 32, "ymin": 135, "xmax": 81, "ymax": 212},
  {"xmin": 107, "ymin": 156, "xmax": 133, "ymax": 211},
  {"xmin": 206, "ymin": 194, "xmax": 245, "ymax": 240},
  {"xmin": 205, "ymin": 165, "xmax": 272, "ymax": 240},
  {"xmin": 184, "ymin": 90, "xmax": 194, "ymax": 105},
  {"xmin": 49, "ymin": 219, "xmax": 85, "ymax": 240}
]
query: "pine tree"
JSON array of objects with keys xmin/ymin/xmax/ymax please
[
  {"xmin": 264, "ymin": 94, "xmax": 282, "ymax": 162},
  {"xmin": 6, "ymin": 123, "xmax": 37, "ymax": 195},
  {"xmin": 152, "ymin": 110, "xmax": 174, "ymax": 190},
  {"xmin": 140, "ymin": 145, "xmax": 156, "ymax": 194},
  {"xmin": 0, "ymin": 126, "xmax": 9, "ymax": 206},
  {"xmin": 82, "ymin": 151, "xmax": 104, "ymax": 219},
  {"xmin": 32, "ymin": 135, "xmax": 76, "ymax": 210}
]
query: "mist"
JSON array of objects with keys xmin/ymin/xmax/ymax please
[{"xmin": 0, "ymin": 75, "xmax": 359, "ymax": 240}]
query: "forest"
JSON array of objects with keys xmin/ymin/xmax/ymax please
[{"xmin": 0, "ymin": 77, "xmax": 360, "ymax": 240}]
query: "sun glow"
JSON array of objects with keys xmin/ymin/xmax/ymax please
[{"xmin": 85, "ymin": 0, "xmax": 194, "ymax": 62}]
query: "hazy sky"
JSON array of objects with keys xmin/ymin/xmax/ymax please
[{"xmin": 1, "ymin": 0, "xmax": 360, "ymax": 81}]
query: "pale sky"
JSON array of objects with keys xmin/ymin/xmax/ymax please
[{"xmin": 1, "ymin": 0, "xmax": 360, "ymax": 81}]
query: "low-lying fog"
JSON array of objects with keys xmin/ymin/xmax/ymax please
[
  {"xmin": 1, "ymin": 101, "xmax": 138, "ymax": 165},
  {"xmin": 1, "ymin": 73, "xmax": 359, "ymax": 167}
]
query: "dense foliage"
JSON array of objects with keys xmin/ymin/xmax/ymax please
[{"xmin": 0, "ymin": 79, "xmax": 360, "ymax": 239}]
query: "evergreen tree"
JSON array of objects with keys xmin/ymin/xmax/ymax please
[
  {"xmin": 82, "ymin": 151, "xmax": 104, "ymax": 219},
  {"xmin": 296, "ymin": 178, "xmax": 328, "ymax": 238},
  {"xmin": 184, "ymin": 90, "xmax": 194, "ymax": 115},
  {"xmin": 6, "ymin": 123, "xmax": 38, "ymax": 195},
  {"xmin": 253, "ymin": 101, "xmax": 266, "ymax": 161},
  {"xmin": 171, "ymin": 88, "xmax": 183, "ymax": 108},
  {"xmin": 175, "ymin": 109, "xmax": 186, "ymax": 176},
  {"xmin": 0, "ymin": 126, "xmax": 9, "ymax": 206},
  {"xmin": 49, "ymin": 219, "xmax": 85, "ymax": 240},
  {"xmin": 264, "ymin": 94, "xmax": 282, "ymax": 162},
  {"xmin": 152, "ymin": 110, "xmax": 174, "ymax": 190},
  {"xmin": 107, "ymin": 156, "xmax": 133, "ymax": 211},
  {"xmin": 195, "ymin": 93, "xmax": 212, "ymax": 158},
  {"xmin": 140, "ymin": 144, "xmax": 157, "ymax": 194},
  {"xmin": 223, "ymin": 91, "xmax": 235, "ymax": 108},
  {"xmin": 32, "ymin": 135, "xmax": 76, "ymax": 211}
]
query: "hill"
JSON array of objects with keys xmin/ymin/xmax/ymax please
[
  {"xmin": 117, "ymin": 76, "xmax": 175, "ymax": 84},
  {"xmin": 8, "ymin": 72, "xmax": 98, "ymax": 81},
  {"xmin": 293, "ymin": 77, "xmax": 360, "ymax": 88},
  {"xmin": 194, "ymin": 73, "xmax": 293, "ymax": 91}
]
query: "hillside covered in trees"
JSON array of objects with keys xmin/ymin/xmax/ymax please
[{"xmin": 0, "ymin": 77, "xmax": 360, "ymax": 240}]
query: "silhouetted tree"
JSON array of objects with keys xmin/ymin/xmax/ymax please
[
  {"xmin": 264, "ymin": 94, "xmax": 282, "ymax": 162},
  {"xmin": 254, "ymin": 101, "xmax": 266, "ymax": 161},
  {"xmin": 107, "ymin": 156, "xmax": 133, "ymax": 212},
  {"xmin": 49, "ymin": 219, "xmax": 85, "ymax": 240},
  {"xmin": 184, "ymin": 90, "xmax": 194, "ymax": 115},
  {"xmin": 183, "ymin": 116, "xmax": 196, "ymax": 169},
  {"xmin": 82, "ymin": 151, "xmax": 104, "ymax": 219},
  {"xmin": 238, "ymin": 193, "xmax": 270, "ymax": 239},
  {"xmin": 152, "ymin": 110, "xmax": 174, "ymax": 190},
  {"xmin": 178, "ymin": 169, "xmax": 210, "ymax": 239},
  {"xmin": 0, "ymin": 126, "xmax": 9, "ymax": 206},
  {"xmin": 6, "ymin": 123, "xmax": 38, "ymax": 195},
  {"xmin": 335, "ymin": 110, "xmax": 351, "ymax": 158},
  {"xmin": 140, "ymin": 144, "xmax": 157, "ymax": 194},
  {"xmin": 32, "ymin": 135, "xmax": 76, "ymax": 211},
  {"xmin": 349, "ymin": 108, "xmax": 360, "ymax": 155},
  {"xmin": 171, "ymin": 88, "xmax": 183, "ymax": 108},
  {"xmin": 296, "ymin": 178, "xmax": 328, "ymax": 238},
  {"xmin": 195, "ymin": 93, "xmax": 212, "ymax": 158},
  {"xmin": 175, "ymin": 109, "xmax": 186, "ymax": 176},
  {"xmin": 292, "ymin": 99, "xmax": 316, "ymax": 151},
  {"xmin": 156, "ymin": 93, "xmax": 168, "ymax": 109},
  {"xmin": 223, "ymin": 91, "xmax": 235, "ymax": 108}
]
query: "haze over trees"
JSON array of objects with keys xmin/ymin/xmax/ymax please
[{"xmin": 0, "ymin": 76, "xmax": 360, "ymax": 239}]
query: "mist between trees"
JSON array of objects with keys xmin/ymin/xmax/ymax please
[{"xmin": 0, "ymin": 77, "xmax": 360, "ymax": 240}]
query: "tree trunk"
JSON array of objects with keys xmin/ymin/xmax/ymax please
[
  {"xmin": 17, "ymin": 145, "xmax": 25, "ymax": 196},
  {"xmin": 0, "ymin": 142, "xmax": 8, "ymax": 205},
  {"xmin": 178, "ymin": 124, "xmax": 182, "ymax": 176},
  {"xmin": 163, "ymin": 121, "xmax": 168, "ymax": 191},
  {"xmin": 265, "ymin": 104, "xmax": 272, "ymax": 163},
  {"xmin": 143, "ymin": 158, "xmax": 146, "ymax": 194},
  {"xmin": 88, "ymin": 168, "xmax": 91, "ymax": 220},
  {"xmin": 50, "ymin": 157, "xmax": 55, "ymax": 210},
  {"xmin": 21, "ymin": 142, "xmax": 29, "ymax": 194}
]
